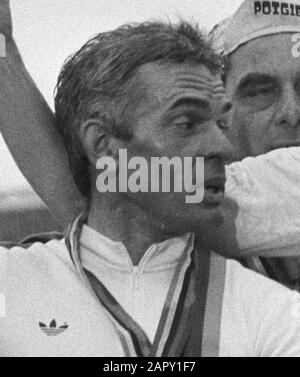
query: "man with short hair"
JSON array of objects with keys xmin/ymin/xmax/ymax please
[
  {"xmin": 212, "ymin": 0, "xmax": 300, "ymax": 160},
  {"xmin": 3, "ymin": 0, "xmax": 300, "ymax": 268},
  {"xmin": 211, "ymin": 0, "xmax": 300, "ymax": 287},
  {"xmin": 1, "ymin": 19, "xmax": 300, "ymax": 357}
]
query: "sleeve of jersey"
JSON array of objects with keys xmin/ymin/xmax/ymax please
[
  {"xmin": 229, "ymin": 261, "xmax": 300, "ymax": 357},
  {"xmin": 0, "ymin": 0, "xmax": 84, "ymax": 226},
  {"xmin": 255, "ymin": 286, "xmax": 300, "ymax": 357},
  {"xmin": 226, "ymin": 147, "xmax": 300, "ymax": 257}
]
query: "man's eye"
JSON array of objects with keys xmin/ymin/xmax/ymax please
[
  {"xmin": 245, "ymin": 86, "xmax": 273, "ymax": 98},
  {"xmin": 238, "ymin": 84, "xmax": 276, "ymax": 110},
  {"xmin": 173, "ymin": 116, "xmax": 195, "ymax": 130}
]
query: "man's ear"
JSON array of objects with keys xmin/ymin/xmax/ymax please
[{"xmin": 79, "ymin": 118, "xmax": 112, "ymax": 168}]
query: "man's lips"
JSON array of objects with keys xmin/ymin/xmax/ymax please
[{"xmin": 203, "ymin": 176, "xmax": 226, "ymax": 205}]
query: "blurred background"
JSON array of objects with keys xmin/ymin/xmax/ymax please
[{"xmin": 0, "ymin": 0, "xmax": 243, "ymax": 241}]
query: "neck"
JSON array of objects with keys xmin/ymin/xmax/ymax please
[{"xmin": 87, "ymin": 194, "xmax": 171, "ymax": 266}]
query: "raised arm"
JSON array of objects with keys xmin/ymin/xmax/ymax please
[{"xmin": 0, "ymin": 0, "xmax": 84, "ymax": 226}]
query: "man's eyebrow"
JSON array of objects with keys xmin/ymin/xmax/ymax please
[
  {"xmin": 169, "ymin": 97, "xmax": 210, "ymax": 110},
  {"xmin": 238, "ymin": 73, "xmax": 275, "ymax": 90}
]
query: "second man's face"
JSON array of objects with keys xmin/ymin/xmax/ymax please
[{"xmin": 226, "ymin": 33, "xmax": 300, "ymax": 160}]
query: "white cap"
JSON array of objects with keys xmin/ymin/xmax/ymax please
[{"xmin": 211, "ymin": 0, "xmax": 300, "ymax": 55}]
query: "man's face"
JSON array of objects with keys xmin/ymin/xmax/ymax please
[
  {"xmin": 226, "ymin": 33, "xmax": 300, "ymax": 160},
  {"xmin": 122, "ymin": 62, "xmax": 233, "ymax": 237}
]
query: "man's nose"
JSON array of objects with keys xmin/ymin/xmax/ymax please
[
  {"xmin": 205, "ymin": 124, "xmax": 235, "ymax": 165},
  {"xmin": 276, "ymin": 85, "xmax": 300, "ymax": 128}
]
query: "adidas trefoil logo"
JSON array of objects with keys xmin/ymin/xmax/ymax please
[{"xmin": 39, "ymin": 320, "xmax": 69, "ymax": 337}]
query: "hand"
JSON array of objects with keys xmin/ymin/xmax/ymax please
[{"xmin": 0, "ymin": 0, "xmax": 12, "ymax": 37}]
